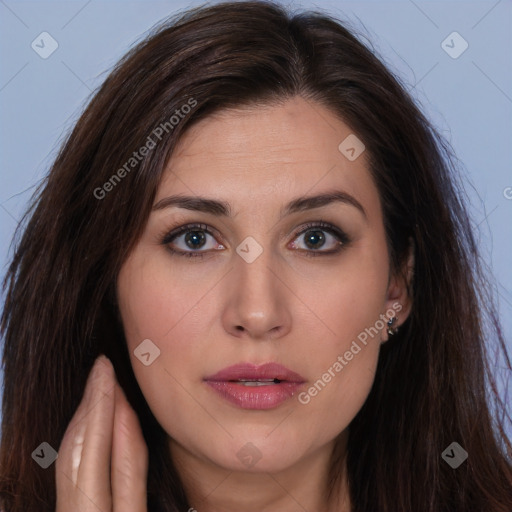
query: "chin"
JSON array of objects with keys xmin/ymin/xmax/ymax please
[{"xmin": 198, "ymin": 431, "xmax": 314, "ymax": 473}]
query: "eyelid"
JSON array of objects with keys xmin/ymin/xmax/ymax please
[
  {"xmin": 290, "ymin": 221, "xmax": 349, "ymax": 244},
  {"xmin": 160, "ymin": 222, "xmax": 221, "ymax": 246}
]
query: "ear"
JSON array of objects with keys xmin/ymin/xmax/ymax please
[{"xmin": 382, "ymin": 238, "xmax": 414, "ymax": 342}]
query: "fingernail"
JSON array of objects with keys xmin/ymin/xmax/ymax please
[
  {"xmin": 96, "ymin": 354, "xmax": 112, "ymax": 366},
  {"xmin": 93, "ymin": 354, "xmax": 113, "ymax": 375},
  {"xmin": 85, "ymin": 355, "xmax": 114, "ymax": 399}
]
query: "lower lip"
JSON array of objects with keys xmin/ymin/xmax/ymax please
[{"xmin": 205, "ymin": 381, "xmax": 304, "ymax": 410}]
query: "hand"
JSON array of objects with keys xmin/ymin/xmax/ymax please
[{"xmin": 56, "ymin": 355, "xmax": 148, "ymax": 511}]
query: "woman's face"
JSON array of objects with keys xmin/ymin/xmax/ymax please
[{"xmin": 117, "ymin": 96, "xmax": 410, "ymax": 475}]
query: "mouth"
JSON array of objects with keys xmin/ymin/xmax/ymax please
[
  {"xmin": 234, "ymin": 378, "xmax": 282, "ymax": 386},
  {"xmin": 204, "ymin": 362, "xmax": 306, "ymax": 410}
]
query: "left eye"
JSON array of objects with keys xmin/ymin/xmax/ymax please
[{"xmin": 290, "ymin": 224, "xmax": 345, "ymax": 252}]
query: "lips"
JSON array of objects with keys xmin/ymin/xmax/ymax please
[
  {"xmin": 204, "ymin": 363, "xmax": 306, "ymax": 410},
  {"xmin": 205, "ymin": 362, "xmax": 305, "ymax": 383}
]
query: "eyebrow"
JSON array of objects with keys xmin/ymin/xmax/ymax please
[{"xmin": 152, "ymin": 189, "xmax": 367, "ymax": 220}]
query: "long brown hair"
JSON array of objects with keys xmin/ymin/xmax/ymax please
[{"xmin": 1, "ymin": 1, "xmax": 511, "ymax": 510}]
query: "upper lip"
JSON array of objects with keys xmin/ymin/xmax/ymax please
[{"xmin": 204, "ymin": 362, "xmax": 306, "ymax": 383}]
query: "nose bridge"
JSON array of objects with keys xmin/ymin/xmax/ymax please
[
  {"xmin": 234, "ymin": 235, "xmax": 279, "ymax": 305},
  {"xmin": 222, "ymin": 235, "xmax": 291, "ymax": 339}
]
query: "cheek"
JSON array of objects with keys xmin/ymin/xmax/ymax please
[
  {"xmin": 295, "ymin": 297, "xmax": 382, "ymax": 441},
  {"xmin": 117, "ymin": 251, "xmax": 220, "ymax": 345},
  {"xmin": 294, "ymin": 241, "xmax": 389, "ymax": 350},
  {"xmin": 291, "ymin": 243, "xmax": 388, "ymax": 428},
  {"xmin": 117, "ymin": 253, "xmax": 224, "ymax": 439}
]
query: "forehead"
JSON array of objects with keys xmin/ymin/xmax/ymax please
[{"xmin": 155, "ymin": 97, "xmax": 379, "ymax": 219}]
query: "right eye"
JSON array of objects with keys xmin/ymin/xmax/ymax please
[{"xmin": 162, "ymin": 223, "xmax": 225, "ymax": 258}]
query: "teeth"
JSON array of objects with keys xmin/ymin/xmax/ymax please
[
  {"xmin": 240, "ymin": 381, "xmax": 278, "ymax": 387},
  {"xmin": 234, "ymin": 379, "xmax": 282, "ymax": 386}
]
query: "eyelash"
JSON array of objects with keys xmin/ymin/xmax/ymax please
[{"xmin": 160, "ymin": 221, "xmax": 350, "ymax": 259}]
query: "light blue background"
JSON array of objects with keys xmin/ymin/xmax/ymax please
[{"xmin": 1, "ymin": 1, "xmax": 511, "ymax": 429}]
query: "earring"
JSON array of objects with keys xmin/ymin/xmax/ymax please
[{"xmin": 387, "ymin": 317, "xmax": 399, "ymax": 336}]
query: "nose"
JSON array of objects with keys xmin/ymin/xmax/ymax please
[{"xmin": 221, "ymin": 248, "xmax": 292, "ymax": 342}]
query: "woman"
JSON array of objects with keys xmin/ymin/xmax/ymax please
[{"xmin": 1, "ymin": 1, "xmax": 511, "ymax": 510}]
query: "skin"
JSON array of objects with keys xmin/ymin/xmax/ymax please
[
  {"xmin": 56, "ymin": 355, "xmax": 148, "ymax": 511},
  {"xmin": 56, "ymin": 97, "xmax": 412, "ymax": 511}
]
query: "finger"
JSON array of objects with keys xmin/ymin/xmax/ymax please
[
  {"xmin": 56, "ymin": 355, "xmax": 116, "ymax": 511},
  {"xmin": 112, "ymin": 382, "xmax": 148, "ymax": 512},
  {"xmin": 78, "ymin": 357, "xmax": 116, "ymax": 503}
]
